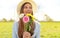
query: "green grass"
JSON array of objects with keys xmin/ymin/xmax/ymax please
[
  {"xmin": 40, "ymin": 22, "xmax": 60, "ymax": 38},
  {"xmin": 0, "ymin": 21, "xmax": 60, "ymax": 38},
  {"xmin": 0, "ymin": 22, "xmax": 13, "ymax": 38}
]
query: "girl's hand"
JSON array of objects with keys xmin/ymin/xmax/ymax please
[{"xmin": 23, "ymin": 31, "xmax": 31, "ymax": 38}]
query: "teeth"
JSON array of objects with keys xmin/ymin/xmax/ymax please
[{"xmin": 19, "ymin": 13, "xmax": 24, "ymax": 18}]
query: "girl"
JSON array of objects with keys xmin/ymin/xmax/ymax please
[{"xmin": 12, "ymin": 2, "xmax": 40, "ymax": 38}]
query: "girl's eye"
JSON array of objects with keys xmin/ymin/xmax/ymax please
[
  {"xmin": 24, "ymin": 6, "xmax": 32, "ymax": 9},
  {"xmin": 29, "ymin": 7, "xmax": 32, "ymax": 9},
  {"xmin": 24, "ymin": 6, "xmax": 27, "ymax": 9}
]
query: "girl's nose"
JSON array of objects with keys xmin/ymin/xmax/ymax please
[{"xmin": 27, "ymin": 9, "xmax": 30, "ymax": 13}]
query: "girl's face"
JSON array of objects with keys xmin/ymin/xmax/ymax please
[{"xmin": 23, "ymin": 3, "xmax": 33, "ymax": 15}]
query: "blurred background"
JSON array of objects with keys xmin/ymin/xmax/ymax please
[{"xmin": 0, "ymin": 0, "xmax": 60, "ymax": 38}]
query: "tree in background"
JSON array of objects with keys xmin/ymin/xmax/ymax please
[
  {"xmin": 2, "ymin": 18, "xmax": 7, "ymax": 22},
  {"xmin": 9, "ymin": 19, "xmax": 14, "ymax": 22}
]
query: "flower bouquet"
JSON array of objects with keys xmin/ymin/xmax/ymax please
[
  {"xmin": 19, "ymin": 14, "xmax": 34, "ymax": 32},
  {"xmin": 19, "ymin": 13, "xmax": 40, "ymax": 32},
  {"xmin": 23, "ymin": 15, "xmax": 33, "ymax": 32}
]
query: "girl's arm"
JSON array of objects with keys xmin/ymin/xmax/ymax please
[
  {"xmin": 12, "ymin": 22, "xmax": 18, "ymax": 38},
  {"xmin": 32, "ymin": 22, "xmax": 40, "ymax": 38},
  {"xmin": 36, "ymin": 23, "xmax": 40, "ymax": 38}
]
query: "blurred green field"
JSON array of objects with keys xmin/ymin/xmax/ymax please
[
  {"xmin": 0, "ymin": 22, "xmax": 60, "ymax": 38},
  {"xmin": 0, "ymin": 22, "xmax": 13, "ymax": 38},
  {"xmin": 40, "ymin": 22, "xmax": 60, "ymax": 38}
]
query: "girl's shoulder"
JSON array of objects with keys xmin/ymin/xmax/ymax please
[
  {"xmin": 35, "ymin": 22, "xmax": 40, "ymax": 28},
  {"xmin": 13, "ymin": 21, "xmax": 19, "ymax": 26}
]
